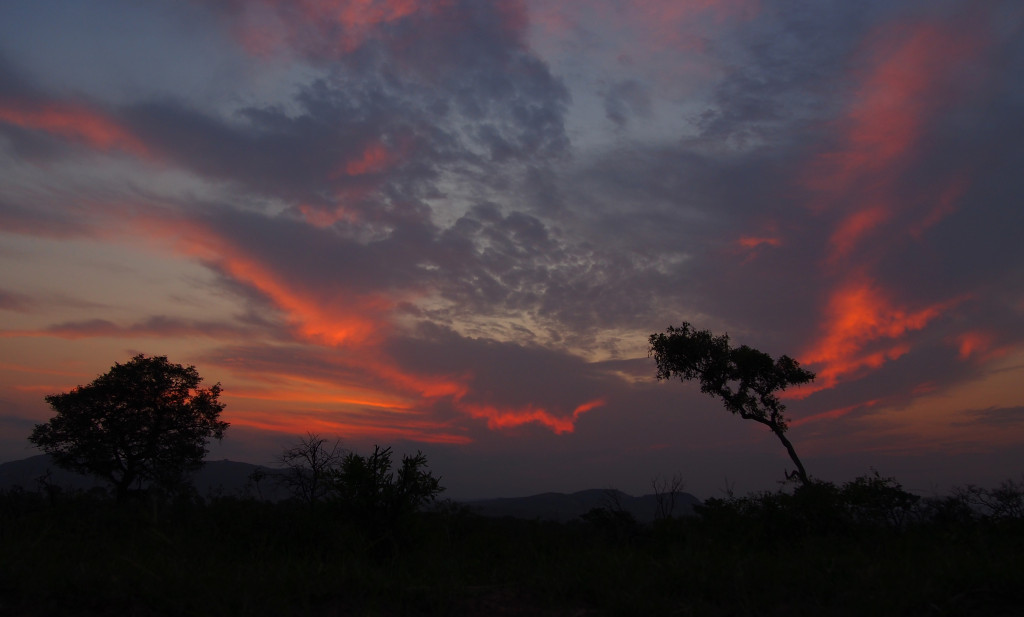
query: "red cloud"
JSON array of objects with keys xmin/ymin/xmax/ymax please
[
  {"xmin": 800, "ymin": 277, "xmax": 952, "ymax": 392},
  {"xmin": 334, "ymin": 138, "xmax": 411, "ymax": 178},
  {"xmin": 791, "ymin": 11, "xmax": 996, "ymax": 401},
  {"xmin": 459, "ymin": 398, "xmax": 605, "ymax": 434},
  {"xmin": 0, "ymin": 101, "xmax": 152, "ymax": 159},
  {"xmin": 954, "ymin": 330, "xmax": 1009, "ymax": 363},
  {"xmin": 828, "ymin": 205, "xmax": 889, "ymax": 263},
  {"xmin": 802, "ymin": 17, "xmax": 984, "ymax": 264},
  {"xmin": 343, "ymin": 141, "xmax": 395, "ymax": 176},
  {"xmin": 737, "ymin": 236, "xmax": 781, "ymax": 249},
  {"xmin": 807, "ymin": 21, "xmax": 980, "ymax": 197}
]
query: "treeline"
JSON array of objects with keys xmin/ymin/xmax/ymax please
[{"xmin": 2, "ymin": 469, "xmax": 1023, "ymax": 616}]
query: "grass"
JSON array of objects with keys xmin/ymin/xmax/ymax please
[{"xmin": 1, "ymin": 489, "xmax": 1022, "ymax": 616}]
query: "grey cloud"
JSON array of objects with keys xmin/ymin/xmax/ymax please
[
  {"xmin": 0, "ymin": 289, "xmax": 32, "ymax": 312},
  {"xmin": 0, "ymin": 197, "xmax": 92, "ymax": 238},
  {"xmin": 40, "ymin": 316, "xmax": 269, "ymax": 341},
  {"xmin": 386, "ymin": 322, "xmax": 617, "ymax": 411},
  {"xmin": 692, "ymin": 0, "xmax": 891, "ymax": 146},
  {"xmin": 954, "ymin": 406, "xmax": 1024, "ymax": 427},
  {"xmin": 604, "ymin": 79, "xmax": 651, "ymax": 128}
]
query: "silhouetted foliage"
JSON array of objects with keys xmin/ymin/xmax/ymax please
[
  {"xmin": 28, "ymin": 354, "xmax": 228, "ymax": 502},
  {"xmin": 956, "ymin": 476, "xmax": 1024, "ymax": 521},
  {"xmin": 696, "ymin": 472, "xmax": 924, "ymax": 540},
  {"xmin": 649, "ymin": 322, "xmax": 815, "ymax": 484},
  {"xmin": 580, "ymin": 506, "xmax": 640, "ymax": 544},
  {"xmin": 277, "ymin": 432, "xmax": 344, "ymax": 507},
  {"xmin": 330, "ymin": 445, "xmax": 443, "ymax": 536},
  {"xmin": 841, "ymin": 470, "xmax": 920, "ymax": 529},
  {"xmin": 651, "ymin": 473, "xmax": 687, "ymax": 520}
]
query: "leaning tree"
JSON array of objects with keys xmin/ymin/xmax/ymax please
[
  {"xmin": 649, "ymin": 323, "xmax": 816, "ymax": 485},
  {"xmin": 29, "ymin": 354, "xmax": 228, "ymax": 501}
]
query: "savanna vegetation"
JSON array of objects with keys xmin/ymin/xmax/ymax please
[
  {"xmin": 2, "ymin": 470, "xmax": 1023, "ymax": 616},
  {"xmin": 3, "ymin": 350, "xmax": 1022, "ymax": 615}
]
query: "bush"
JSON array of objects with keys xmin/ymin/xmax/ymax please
[{"xmin": 329, "ymin": 445, "xmax": 444, "ymax": 543}]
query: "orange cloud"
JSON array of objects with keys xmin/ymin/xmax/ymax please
[
  {"xmin": 801, "ymin": 277, "xmax": 951, "ymax": 391},
  {"xmin": 368, "ymin": 360, "xmax": 470, "ymax": 400},
  {"xmin": 229, "ymin": 385, "xmax": 414, "ymax": 411},
  {"xmin": 229, "ymin": 410, "xmax": 471, "ymax": 445},
  {"xmin": 132, "ymin": 216, "xmax": 392, "ymax": 348},
  {"xmin": 459, "ymin": 398, "xmax": 604, "ymax": 434},
  {"xmin": 0, "ymin": 101, "xmax": 151, "ymax": 159},
  {"xmin": 126, "ymin": 213, "xmax": 609, "ymax": 441}
]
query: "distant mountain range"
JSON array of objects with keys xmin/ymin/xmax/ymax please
[
  {"xmin": 0, "ymin": 455, "xmax": 700, "ymax": 522},
  {"xmin": 0, "ymin": 454, "xmax": 291, "ymax": 500}
]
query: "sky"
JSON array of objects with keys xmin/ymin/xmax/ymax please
[{"xmin": 1, "ymin": 0, "xmax": 1022, "ymax": 500}]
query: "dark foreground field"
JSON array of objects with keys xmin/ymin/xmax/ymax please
[{"xmin": 1, "ymin": 488, "xmax": 1022, "ymax": 617}]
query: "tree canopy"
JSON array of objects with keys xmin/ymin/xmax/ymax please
[
  {"xmin": 649, "ymin": 323, "xmax": 815, "ymax": 485},
  {"xmin": 29, "ymin": 354, "xmax": 228, "ymax": 500}
]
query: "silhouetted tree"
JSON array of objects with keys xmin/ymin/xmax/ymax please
[
  {"xmin": 331, "ymin": 445, "xmax": 443, "ymax": 529},
  {"xmin": 649, "ymin": 322, "xmax": 815, "ymax": 485},
  {"xmin": 277, "ymin": 432, "xmax": 344, "ymax": 507},
  {"xmin": 29, "ymin": 354, "xmax": 228, "ymax": 501},
  {"xmin": 651, "ymin": 472, "xmax": 687, "ymax": 520}
]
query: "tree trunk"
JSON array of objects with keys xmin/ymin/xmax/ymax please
[{"xmin": 773, "ymin": 427, "xmax": 809, "ymax": 485}]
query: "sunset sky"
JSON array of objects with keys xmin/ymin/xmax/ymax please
[{"xmin": 1, "ymin": 0, "xmax": 1022, "ymax": 500}]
